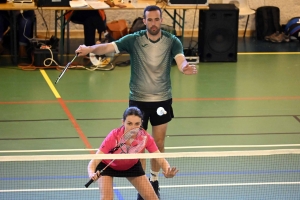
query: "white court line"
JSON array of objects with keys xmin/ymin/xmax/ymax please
[
  {"xmin": 0, "ymin": 144, "xmax": 300, "ymax": 153},
  {"xmin": 1, "ymin": 182, "xmax": 300, "ymax": 192}
]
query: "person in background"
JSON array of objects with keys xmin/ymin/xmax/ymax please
[
  {"xmin": 0, "ymin": 10, "xmax": 34, "ymax": 59},
  {"xmin": 88, "ymin": 106, "xmax": 178, "ymax": 200},
  {"xmin": 65, "ymin": 10, "xmax": 106, "ymax": 50},
  {"xmin": 75, "ymin": 5, "xmax": 198, "ymax": 199}
]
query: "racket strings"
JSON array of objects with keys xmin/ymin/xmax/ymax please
[
  {"xmin": 108, "ymin": 128, "xmax": 140, "ymax": 154},
  {"xmin": 119, "ymin": 129, "xmax": 147, "ymax": 154}
]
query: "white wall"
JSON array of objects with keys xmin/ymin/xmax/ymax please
[{"xmin": 35, "ymin": 0, "xmax": 300, "ymax": 38}]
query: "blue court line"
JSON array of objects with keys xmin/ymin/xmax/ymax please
[
  {"xmin": 113, "ymin": 183, "xmax": 124, "ymax": 200},
  {"xmin": 0, "ymin": 175, "xmax": 87, "ymax": 181},
  {"xmin": 177, "ymin": 170, "xmax": 300, "ymax": 176},
  {"xmin": 1, "ymin": 169, "xmax": 299, "ymax": 181}
]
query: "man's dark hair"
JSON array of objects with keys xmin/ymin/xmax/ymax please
[{"xmin": 143, "ymin": 5, "xmax": 162, "ymax": 18}]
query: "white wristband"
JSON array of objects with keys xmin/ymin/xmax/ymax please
[{"xmin": 181, "ymin": 66, "xmax": 185, "ymax": 74}]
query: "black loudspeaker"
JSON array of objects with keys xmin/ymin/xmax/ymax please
[{"xmin": 199, "ymin": 4, "xmax": 239, "ymax": 62}]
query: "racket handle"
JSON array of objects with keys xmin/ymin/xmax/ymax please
[{"xmin": 85, "ymin": 179, "xmax": 94, "ymax": 188}]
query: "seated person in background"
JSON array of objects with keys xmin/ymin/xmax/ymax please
[
  {"xmin": 0, "ymin": 10, "xmax": 34, "ymax": 59},
  {"xmin": 65, "ymin": 10, "xmax": 106, "ymax": 48}
]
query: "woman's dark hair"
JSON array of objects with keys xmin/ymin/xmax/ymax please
[
  {"xmin": 122, "ymin": 107, "xmax": 143, "ymax": 121},
  {"xmin": 143, "ymin": 5, "xmax": 162, "ymax": 18}
]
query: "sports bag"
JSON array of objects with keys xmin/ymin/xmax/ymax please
[
  {"xmin": 106, "ymin": 19, "xmax": 128, "ymax": 40},
  {"xmin": 129, "ymin": 17, "xmax": 145, "ymax": 33},
  {"xmin": 284, "ymin": 17, "xmax": 300, "ymax": 41},
  {"xmin": 255, "ymin": 6, "xmax": 281, "ymax": 40}
]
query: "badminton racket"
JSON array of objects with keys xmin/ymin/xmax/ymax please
[
  {"xmin": 55, "ymin": 53, "xmax": 78, "ymax": 84},
  {"xmin": 85, "ymin": 127, "xmax": 148, "ymax": 188}
]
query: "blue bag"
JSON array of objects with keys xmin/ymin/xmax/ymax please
[{"xmin": 284, "ymin": 17, "xmax": 300, "ymax": 41}]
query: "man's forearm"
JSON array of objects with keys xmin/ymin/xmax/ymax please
[{"xmin": 89, "ymin": 43, "xmax": 115, "ymax": 55}]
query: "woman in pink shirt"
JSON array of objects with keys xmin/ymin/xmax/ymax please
[{"xmin": 87, "ymin": 106, "xmax": 178, "ymax": 200}]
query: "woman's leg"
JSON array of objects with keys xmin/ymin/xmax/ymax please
[
  {"xmin": 97, "ymin": 176, "xmax": 114, "ymax": 200},
  {"xmin": 127, "ymin": 175, "xmax": 159, "ymax": 200}
]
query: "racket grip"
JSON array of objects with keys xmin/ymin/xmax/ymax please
[{"xmin": 85, "ymin": 179, "xmax": 94, "ymax": 188}]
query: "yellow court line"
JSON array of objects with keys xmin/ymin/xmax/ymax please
[
  {"xmin": 39, "ymin": 69, "xmax": 61, "ymax": 99},
  {"xmin": 238, "ymin": 52, "xmax": 300, "ymax": 55}
]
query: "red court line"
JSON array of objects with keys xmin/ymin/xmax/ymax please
[
  {"xmin": 57, "ymin": 98, "xmax": 95, "ymax": 154},
  {"xmin": 1, "ymin": 96, "xmax": 300, "ymax": 105},
  {"xmin": 0, "ymin": 100, "xmax": 58, "ymax": 104},
  {"xmin": 173, "ymin": 96, "xmax": 300, "ymax": 101},
  {"xmin": 294, "ymin": 116, "xmax": 300, "ymax": 123}
]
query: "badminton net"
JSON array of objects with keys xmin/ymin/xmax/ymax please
[{"xmin": 0, "ymin": 149, "xmax": 300, "ymax": 200}]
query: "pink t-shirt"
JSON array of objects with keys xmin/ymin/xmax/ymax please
[{"xmin": 99, "ymin": 126, "xmax": 158, "ymax": 171}]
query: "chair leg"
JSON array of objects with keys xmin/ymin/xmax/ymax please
[{"xmin": 244, "ymin": 15, "xmax": 250, "ymax": 38}]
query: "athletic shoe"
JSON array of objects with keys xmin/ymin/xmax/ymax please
[
  {"xmin": 150, "ymin": 180, "xmax": 160, "ymax": 199},
  {"xmin": 269, "ymin": 31, "xmax": 284, "ymax": 43},
  {"xmin": 283, "ymin": 33, "xmax": 290, "ymax": 42},
  {"xmin": 137, "ymin": 193, "xmax": 143, "ymax": 200},
  {"xmin": 264, "ymin": 34, "xmax": 272, "ymax": 41},
  {"xmin": 136, "ymin": 180, "xmax": 160, "ymax": 200}
]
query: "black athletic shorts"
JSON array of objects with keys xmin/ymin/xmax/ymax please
[
  {"xmin": 129, "ymin": 99, "xmax": 174, "ymax": 130},
  {"xmin": 96, "ymin": 160, "xmax": 145, "ymax": 177}
]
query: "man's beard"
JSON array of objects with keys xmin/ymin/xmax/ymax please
[{"xmin": 147, "ymin": 26, "xmax": 160, "ymax": 36}]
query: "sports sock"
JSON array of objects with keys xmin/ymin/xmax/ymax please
[{"xmin": 150, "ymin": 169, "xmax": 159, "ymax": 182}]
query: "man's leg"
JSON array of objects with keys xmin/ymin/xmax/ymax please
[
  {"xmin": 149, "ymin": 123, "xmax": 168, "ymax": 198},
  {"xmin": 130, "ymin": 100, "xmax": 171, "ymax": 200},
  {"xmin": 151, "ymin": 123, "xmax": 168, "ymax": 171}
]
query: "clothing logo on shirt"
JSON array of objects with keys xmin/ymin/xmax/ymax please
[{"xmin": 141, "ymin": 44, "xmax": 148, "ymax": 47}]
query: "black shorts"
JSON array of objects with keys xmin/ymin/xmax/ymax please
[
  {"xmin": 129, "ymin": 99, "xmax": 174, "ymax": 130},
  {"xmin": 96, "ymin": 160, "xmax": 145, "ymax": 177}
]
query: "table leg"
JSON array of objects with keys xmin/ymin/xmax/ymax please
[
  {"xmin": 9, "ymin": 11, "xmax": 18, "ymax": 64},
  {"xmin": 164, "ymin": 9, "xmax": 186, "ymax": 45},
  {"xmin": 59, "ymin": 10, "xmax": 65, "ymax": 65}
]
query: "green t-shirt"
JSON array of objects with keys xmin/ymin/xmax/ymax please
[{"xmin": 113, "ymin": 30, "xmax": 183, "ymax": 102}]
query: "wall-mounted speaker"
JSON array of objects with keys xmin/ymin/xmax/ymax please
[{"xmin": 199, "ymin": 4, "xmax": 239, "ymax": 62}]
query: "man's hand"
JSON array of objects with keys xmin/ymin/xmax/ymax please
[
  {"xmin": 75, "ymin": 45, "xmax": 91, "ymax": 57},
  {"xmin": 162, "ymin": 167, "xmax": 179, "ymax": 178},
  {"xmin": 182, "ymin": 63, "xmax": 198, "ymax": 75}
]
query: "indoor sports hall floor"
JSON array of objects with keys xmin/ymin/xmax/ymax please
[{"xmin": 0, "ymin": 37, "xmax": 300, "ymax": 199}]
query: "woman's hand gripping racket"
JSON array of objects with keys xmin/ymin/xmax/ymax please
[{"xmin": 85, "ymin": 127, "xmax": 147, "ymax": 188}]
